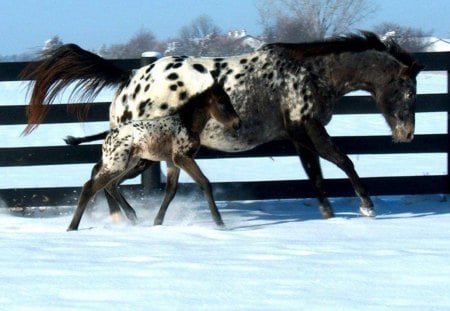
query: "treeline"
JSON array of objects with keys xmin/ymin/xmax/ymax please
[{"xmin": 1, "ymin": 0, "xmax": 433, "ymax": 61}]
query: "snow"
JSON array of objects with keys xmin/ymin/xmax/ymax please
[
  {"xmin": 0, "ymin": 66, "xmax": 448, "ymax": 309},
  {"xmin": 0, "ymin": 194, "xmax": 449, "ymax": 310}
]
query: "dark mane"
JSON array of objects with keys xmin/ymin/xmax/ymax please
[
  {"xmin": 384, "ymin": 39, "xmax": 423, "ymax": 76},
  {"xmin": 264, "ymin": 31, "xmax": 421, "ymax": 73}
]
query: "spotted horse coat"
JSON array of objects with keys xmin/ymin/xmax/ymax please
[
  {"xmin": 67, "ymin": 84, "xmax": 241, "ymax": 230},
  {"xmin": 25, "ymin": 33, "xmax": 422, "ymax": 220},
  {"xmin": 109, "ymin": 33, "xmax": 422, "ymax": 218},
  {"xmin": 111, "ymin": 43, "xmax": 347, "ymax": 154}
]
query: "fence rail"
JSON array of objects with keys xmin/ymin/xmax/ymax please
[{"xmin": 0, "ymin": 52, "xmax": 448, "ymax": 208}]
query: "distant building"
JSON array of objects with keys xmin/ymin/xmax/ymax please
[
  {"xmin": 422, "ymin": 37, "xmax": 450, "ymax": 52},
  {"xmin": 227, "ymin": 29, "xmax": 265, "ymax": 51},
  {"xmin": 382, "ymin": 31, "xmax": 450, "ymax": 52}
]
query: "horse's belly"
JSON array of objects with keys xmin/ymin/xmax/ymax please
[{"xmin": 200, "ymin": 119, "xmax": 286, "ymax": 152}]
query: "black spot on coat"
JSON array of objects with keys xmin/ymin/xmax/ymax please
[
  {"xmin": 167, "ymin": 73, "xmax": 179, "ymax": 80},
  {"xmin": 173, "ymin": 62, "xmax": 183, "ymax": 69},
  {"xmin": 165, "ymin": 63, "xmax": 174, "ymax": 71},
  {"xmin": 193, "ymin": 64, "xmax": 206, "ymax": 73}
]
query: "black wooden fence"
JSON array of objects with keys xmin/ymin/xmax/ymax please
[{"xmin": 0, "ymin": 52, "xmax": 448, "ymax": 208}]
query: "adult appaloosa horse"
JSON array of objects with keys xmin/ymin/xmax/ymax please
[{"xmin": 21, "ymin": 31, "xmax": 423, "ymax": 219}]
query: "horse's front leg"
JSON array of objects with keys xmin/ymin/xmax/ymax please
[
  {"xmin": 173, "ymin": 155, "xmax": 225, "ymax": 227},
  {"xmin": 301, "ymin": 119, "xmax": 375, "ymax": 217},
  {"xmin": 291, "ymin": 138, "xmax": 334, "ymax": 218},
  {"xmin": 154, "ymin": 161, "xmax": 180, "ymax": 226}
]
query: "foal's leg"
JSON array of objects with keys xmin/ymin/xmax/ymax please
[
  {"xmin": 301, "ymin": 119, "xmax": 375, "ymax": 217},
  {"xmin": 103, "ymin": 157, "xmax": 144, "ymax": 223},
  {"xmin": 105, "ymin": 160, "xmax": 154, "ymax": 221},
  {"xmin": 67, "ymin": 168, "xmax": 122, "ymax": 231},
  {"xmin": 173, "ymin": 155, "xmax": 225, "ymax": 227},
  {"xmin": 154, "ymin": 161, "xmax": 181, "ymax": 226},
  {"xmin": 104, "ymin": 185, "xmax": 138, "ymax": 224},
  {"xmin": 84, "ymin": 160, "xmax": 123, "ymax": 218}
]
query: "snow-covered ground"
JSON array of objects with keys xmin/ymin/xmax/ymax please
[
  {"xmin": 0, "ymin": 194, "xmax": 449, "ymax": 310},
  {"xmin": 0, "ymin": 69, "xmax": 448, "ymax": 310}
]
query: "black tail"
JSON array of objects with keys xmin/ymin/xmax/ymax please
[
  {"xmin": 20, "ymin": 44, "xmax": 131, "ymax": 134},
  {"xmin": 64, "ymin": 130, "xmax": 110, "ymax": 146}
]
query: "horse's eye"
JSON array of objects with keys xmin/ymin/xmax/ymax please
[{"xmin": 404, "ymin": 91, "xmax": 414, "ymax": 101}]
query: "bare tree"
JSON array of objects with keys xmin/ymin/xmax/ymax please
[
  {"xmin": 373, "ymin": 22, "xmax": 433, "ymax": 52},
  {"xmin": 174, "ymin": 15, "xmax": 222, "ymax": 56},
  {"xmin": 179, "ymin": 15, "xmax": 221, "ymax": 41},
  {"xmin": 99, "ymin": 29, "xmax": 161, "ymax": 58},
  {"xmin": 257, "ymin": 0, "xmax": 376, "ymax": 42}
]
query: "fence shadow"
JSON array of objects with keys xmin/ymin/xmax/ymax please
[{"xmin": 221, "ymin": 194, "xmax": 450, "ymax": 230}]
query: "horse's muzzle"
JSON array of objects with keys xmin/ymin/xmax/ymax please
[
  {"xmin": 231, "ymin": 117, "xmax": 242, "ymax": 131},
  {"xmin": 393, "ymin": 123, "xmax": 414, "ymax": 143}
]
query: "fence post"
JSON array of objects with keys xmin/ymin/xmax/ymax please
[
  {"xmin": 140, "ymin": 51, "xmax": 163, "ymax": 192},
  {"xmin": 447, "ymin": 65, "xmax": 450, "ymax": 193}
]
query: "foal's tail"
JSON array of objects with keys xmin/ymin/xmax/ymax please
[
  {"xmin": 20, "ymin": 44, "xmax": 131, "ymax": 134},
  {"xmin": 63, "ymin": 130, "xmax": 110, "ymax": 146}
]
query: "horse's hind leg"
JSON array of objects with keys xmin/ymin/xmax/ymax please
[
  {"xmin": 154, "ymin": 161, "xmax": 180, "ymax": 226},
  {"xmin": 173, "ymin": 155, "xmax": 225, "ymax": 227},
  {"xmin": 292, "ymin": 140, "xmax": 334, "ymax": 218},
  {"xmin": 84, "ymin": 160, "xmax": 122, "ymax": 218},
  {"xmin": 104, "ymin": 159, "xmax": 154, "ymax": 222},
  {"xmin": 67, "ymin": 166, "xmax": 121, "ymax": 231},
  {"xmin": 300, "ymin": 119, "xmax": 375, "ymax": 217},
  {"xmin": 104, "ymin": 185, "xmax": 138, "ymax": 224},
  {"xmin": 104, "ymin": 191, "xmax": 123, "ymax": 220},
  {"xmin": 103, "ymin": 157, "xmax": 144, "ymax": 224}
]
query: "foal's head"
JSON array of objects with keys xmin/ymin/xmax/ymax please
[
  {"xmin": 182, "ymin": 83, "xmax": 241, "ymax": 131},
  {"xmin": 374, "ymin": 42, "xmax": 423, "ymax": 143}
]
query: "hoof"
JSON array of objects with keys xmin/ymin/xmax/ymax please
[
  {"xmin": 360, "ymin": 206, "xmax": 376, "ymax": 217},
  {"xmin": 153, "ymin": 219, "xmax": 163, "ymax": 226},
  {"xmin": 110, "ymin": 211, "xmax": 123, "ymax": 223},
  {"xmin": 125, "ymin": 213, "xmax": 138, "ymax": 225},
  {"xmin": 217, "ymin": 223, "xmax": 226, "ymax": 230},
  {"xmin": 320, "ymin": 206, "xmax": 335, "ymax": 219}
]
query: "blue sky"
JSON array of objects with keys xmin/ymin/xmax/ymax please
[{"xmin": 1, "ymin": 0, "xmax": 448, "ymax": 56}]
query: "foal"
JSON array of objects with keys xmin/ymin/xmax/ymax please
[{"xmin": 67, "ymin": 83, "xmax": 241, "ymax": 231}]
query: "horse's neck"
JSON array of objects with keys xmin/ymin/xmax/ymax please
[{"xmin": 325, "ymin": 51, "xmax": 400, "ymax": 96}]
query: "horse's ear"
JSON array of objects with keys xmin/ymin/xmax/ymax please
[
  {"xmin": 399, "ymin": 61, "xmax": 424, "ymax": 79},
  {"xmin": 411, "ymin": 61, "xmax": 424, "ymax": 78}
]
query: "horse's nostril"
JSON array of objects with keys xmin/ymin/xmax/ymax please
[{"xmin": 406, "ymin": 132, "xmax": 413, "ymax": 141}]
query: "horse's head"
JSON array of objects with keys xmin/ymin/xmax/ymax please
[
  {"xmin": 203, "ymin": 84, "xmax": 241, "ymax": 131},
  {"xmin": 180, "ymin": 83, "xmax": 241, "ymax": 133},
  {"xmin": 376, "ymin": 62, "xmax": 423, "ymax": 143}
]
